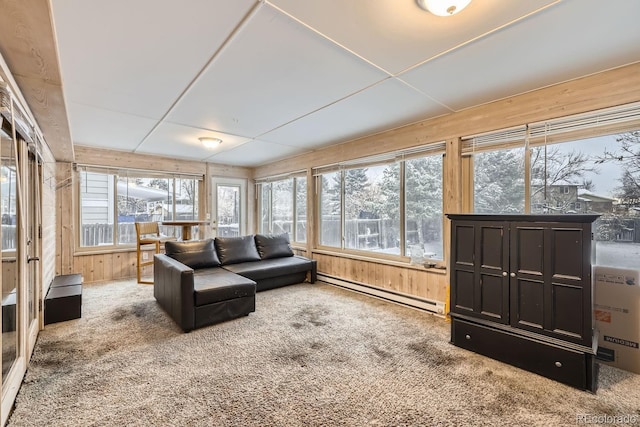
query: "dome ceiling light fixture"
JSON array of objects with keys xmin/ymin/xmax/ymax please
[
  {"xmin": 416, "ymin": 0, "xmax": 472, "ymax": 16},
  {"xmin": 199, "ymin": 137, "xmax": 222, "ymax": 149}
]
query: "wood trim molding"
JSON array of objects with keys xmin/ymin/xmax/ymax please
[
  {"xmin": 0, "ymin": 0, "xmax": 74, "ymax": 162},
  {"xmin": 74, "ymin": 145, "xmax": 208, "ymax": 175},
  {"xmin": 254, "ymin": 62, "xmax": 640, "ymax": 179}
]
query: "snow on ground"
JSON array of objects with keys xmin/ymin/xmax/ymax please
[{"xmin": 596, "ymin": 241, "xmax": 640, "ymax": 270}]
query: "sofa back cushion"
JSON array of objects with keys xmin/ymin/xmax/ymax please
[
  {"xmin": 215, "ymin": 235, "xmax": 261, "ymax": 265},
  {"xmin": 165, "ymin": 239, "xmax": 220, "ymax": 269},
  {"xmin": 254, "ymin": 233, "xmax": 294, "ymax": 260}
]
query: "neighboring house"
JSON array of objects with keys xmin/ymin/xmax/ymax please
[
  {"xmin": 531, "ymin": 184, "xmax": 580, "ymax": 214},
  {"xmin": 531, "ymin": 186, "xmax": 616, "ymax": 214},
  {"xmin": 577, "ymin": 189, "xmax": 616, "ymax": 214}
]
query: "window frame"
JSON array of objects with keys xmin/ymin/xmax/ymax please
[
  {"xmin": 314, "ymin": 144, "xmax": 445, "ymax": 262},
  {"xmin": 463, "ymin": 102, "xmax": 640, "ymax": 215},
  {"xmin": 257, "ymin": 172, "xmax": 308, "ymax": 245},
  {"xmin": 76, "ymin": 166, "xmax": 203, "ymax": 252}
]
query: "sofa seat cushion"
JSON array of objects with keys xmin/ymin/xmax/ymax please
[
  {"xmin": 193, "ymin": 269, "xmax": 256, "ymax": 307},
  {"xmin": 222, "ymin": 256, "xmax": 312, "ymax": 282}
]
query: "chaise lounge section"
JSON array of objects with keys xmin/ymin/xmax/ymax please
[{"xmin": 154, "ymin": 234, "xmax": 316, "ymax": 332}]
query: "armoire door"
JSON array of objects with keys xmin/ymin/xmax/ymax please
[
  {"xmin": 451, "ymin": 220, "xmax": 509, "ymax": 323},
  {"xmin": 509, "ymin": 221, "xmax": 593, "ymax": 346}
]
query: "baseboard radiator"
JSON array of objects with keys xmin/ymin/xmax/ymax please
[{"xmin": 317, "ymin": 274, "xmax": 446, "ymax": 316}]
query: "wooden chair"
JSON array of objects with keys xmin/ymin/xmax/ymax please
[{"xmin": 135, "ymin": 222, "xmax": 176, "ymax": 284}]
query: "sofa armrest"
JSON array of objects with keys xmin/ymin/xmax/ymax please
[
  {"xmin": 154, "ymin": 254, "xmax": 196, "ymax": 331},
  {"xmin": 309, "ymin": 259, "xmax": 317, "ymax": 283}
]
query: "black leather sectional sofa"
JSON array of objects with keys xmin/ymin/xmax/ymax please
[{"xmin": 154, "ymin": 233, "xmax": 317, "ymax": 332}]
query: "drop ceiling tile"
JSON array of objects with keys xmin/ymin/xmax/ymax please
[
  {"xmin": 269, "ymin": 0, "xmax": 557, "ymax": 74},
  {"xmin": 260, "ymin": 78, "xmax": 450, "ymax": 148},
  {"xmin": 136, "ymin": 122, "xmax": 251, "ymax": 161},
  {"xmin": 51, "ymin": 0, "xmax": 256, "ymax": 119},
  {"xmin": 167, "ymin": 4, "xmax": 388, "ymax": 138},
  {"xmin": 67, "ymin": 102, "xmax": 157, "ymax": 151},
  {"xmin": 206, "ymin": 140, "xmax": 307, "ymax": 167},
  {"xmin": 400, "ymin": 0, "xmax": 640, "ymax": 111}
]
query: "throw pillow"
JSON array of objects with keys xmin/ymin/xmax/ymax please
[
  {"xmin": 165, "ymin": 239, "xmax": 220, "ymax": 269},
  {"xmin": 215, "ymin": 235, "xmax": 261, "ymax": 265},
  {"xmin": 254, "ymin": 233, "xmax": 294, "ymax": 259}
]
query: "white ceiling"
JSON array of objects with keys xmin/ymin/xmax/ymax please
[{"xmin": 50, "ymin": 0, "xmax": 640, "ymax": 167}]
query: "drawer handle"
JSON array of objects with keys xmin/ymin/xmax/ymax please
[
  {"xmin": 465, "ymin": 334, "xmax": 471, "ymax": 340},
  {"xmin": 555, "ymin": 361, "xmax": 562, "ymax": 368}
]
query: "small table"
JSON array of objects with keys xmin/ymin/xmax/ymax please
[{"xmin": 161, "ymin": 220, "xmax": 210, "ymax": 241}]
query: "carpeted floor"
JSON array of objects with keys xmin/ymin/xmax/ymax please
[{"xmin": 7, "ymin": 280, "xmax": 640, "ymax": 426}]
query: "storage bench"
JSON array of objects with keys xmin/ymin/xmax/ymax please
[{"xmin": 45, "ymin": 274, "xmax": 83, "ymax": 325}]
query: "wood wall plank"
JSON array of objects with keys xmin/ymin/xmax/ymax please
[
  {"xmin": 56, "ymin": 162, "xmax": 75, "ymax": 275},
  {"xmin": 75, "ymin": 146, "xmax": 208, "ymax": 175},
  {"xmin": 313, "ymin": 252, "xmax": 447, "ymax": 303},
  {"xmin": 2, "ymin": 260, "xmax": 17, "ymax": 294}
]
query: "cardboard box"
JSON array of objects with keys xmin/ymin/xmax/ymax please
[{"xmin": 594, "ymin": 266, "xmax": 640, "ymax": 374}]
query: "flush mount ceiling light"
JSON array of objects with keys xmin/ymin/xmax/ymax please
[
  {"xmin": 416, "ymin": 0, "xmax": 471, "ymax": 16},
  {"xmin": 199, "ymin": 137, "xmax": 222, "ymax": 149}
]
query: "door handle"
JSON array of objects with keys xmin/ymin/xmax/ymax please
[
  {"xmin": 510, "ymin": 272, "xmax": 516, "ymax": 278},
  {"xmin": 502, "ymin": 272, "xmax": 507, "ymax": 277},
  {"xmin": 28, "ymin": 256, "xmax": 40, "ymax": 263}
]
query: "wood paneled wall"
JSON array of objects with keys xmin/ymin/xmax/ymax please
[
  {"xmin": 74, "ymin": 146, "xmax": 208, "ymax": 175},
  {"xmin": 2, "ymin": 260, "xmax": 17, "ymax": 295},
  {"xmin": 72, "ymin": 250, "xmax": 152, "ymax": 284},
  {"xmin": 313, "ymin": 253, "xmax": 447, "ymax": 302},
  {"xmin": 41, "ymin": 145, "xmax": 57, "ymax": 294},
  {"xmin": 55, "ymin": 162, "xmax": 75, "ymax": 275},
  {"xmin": 0, "ymin": 0, "xmax": 74, "ymax": 162}
]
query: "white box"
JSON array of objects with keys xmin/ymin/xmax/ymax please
[{"xmin": 594, "ymin": 266, "xmax": 640, "ymax": 374}]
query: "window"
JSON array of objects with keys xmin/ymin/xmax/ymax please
[
  {"xmin": 343, "ymin": 165, "xmax": 400, "ymax": 252},
  {"xmin": 258, "ymin": 174, "xmax": 307, "ymax": 244},
  {"xmin": 1, "ymin": 146, "xmax": 17, "ymax": 251},
  {"xmin": 465, "ymin": 102, "xmax": 640, "ymax": 269},
  {"xmin": 467, "ymin": 128, "xmax": 526, "ymax": 214},
  {"xmin": 79, "ymin": 169, "xmax": 201, "ymax": 248},
  {"xmin": 295, "ymin": 177, "xmax": 307, "ymax": 243},
  {"xmin": 316, "ymin": 145, "xmax": 444, "ymax": 260},
  {"xmin": 319, "ymin": 172, "xmax": 340, "ymax": 247},
  {"xmin": 531, "ymin": 133, "xmax": 640, "ymax": 268},
  {"xmin": 474, "ymin": 147, "xmax": 526, "ymax": 214},
  {"xmin": 272, "ymin": 179, "xmax": 293, "ymax": 235},
  {"xmin": 405, "ymin": 156, "xmax": 443, "ymax": 259}
]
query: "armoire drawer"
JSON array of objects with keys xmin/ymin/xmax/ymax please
[{"xmin": 451, "ymin": 318, "xmax": 597, "ymax": 391}]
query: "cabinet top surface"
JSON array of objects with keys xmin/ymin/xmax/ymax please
[{"xmin": 446, "ymin": 214, "xmax": 600, "ymax": 223}]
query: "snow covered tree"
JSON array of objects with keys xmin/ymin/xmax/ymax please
[
  {"xmin": 474, "ymin": 149, "xmax": 525, "ymax": 213},
  {"xmin": 598, "ymin": 131, "xmax": 640, "ymax": 202},
  {"xmin": 343, "ymin": 168, "xmax": 370, "ymax": 219}
]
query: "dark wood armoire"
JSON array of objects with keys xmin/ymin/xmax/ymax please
[{"xmin": 447, "ymin": 214, "xmax": 599, "ymax": 391}]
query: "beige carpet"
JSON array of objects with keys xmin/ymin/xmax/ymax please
[{"xmin": 7, "ymin": 280, "xmax": 640, "ymax": 426}]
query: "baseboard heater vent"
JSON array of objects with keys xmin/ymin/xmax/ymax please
[{"xmin": 318, "ymin": 274, "xmax": 445, "ymax": 316}]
